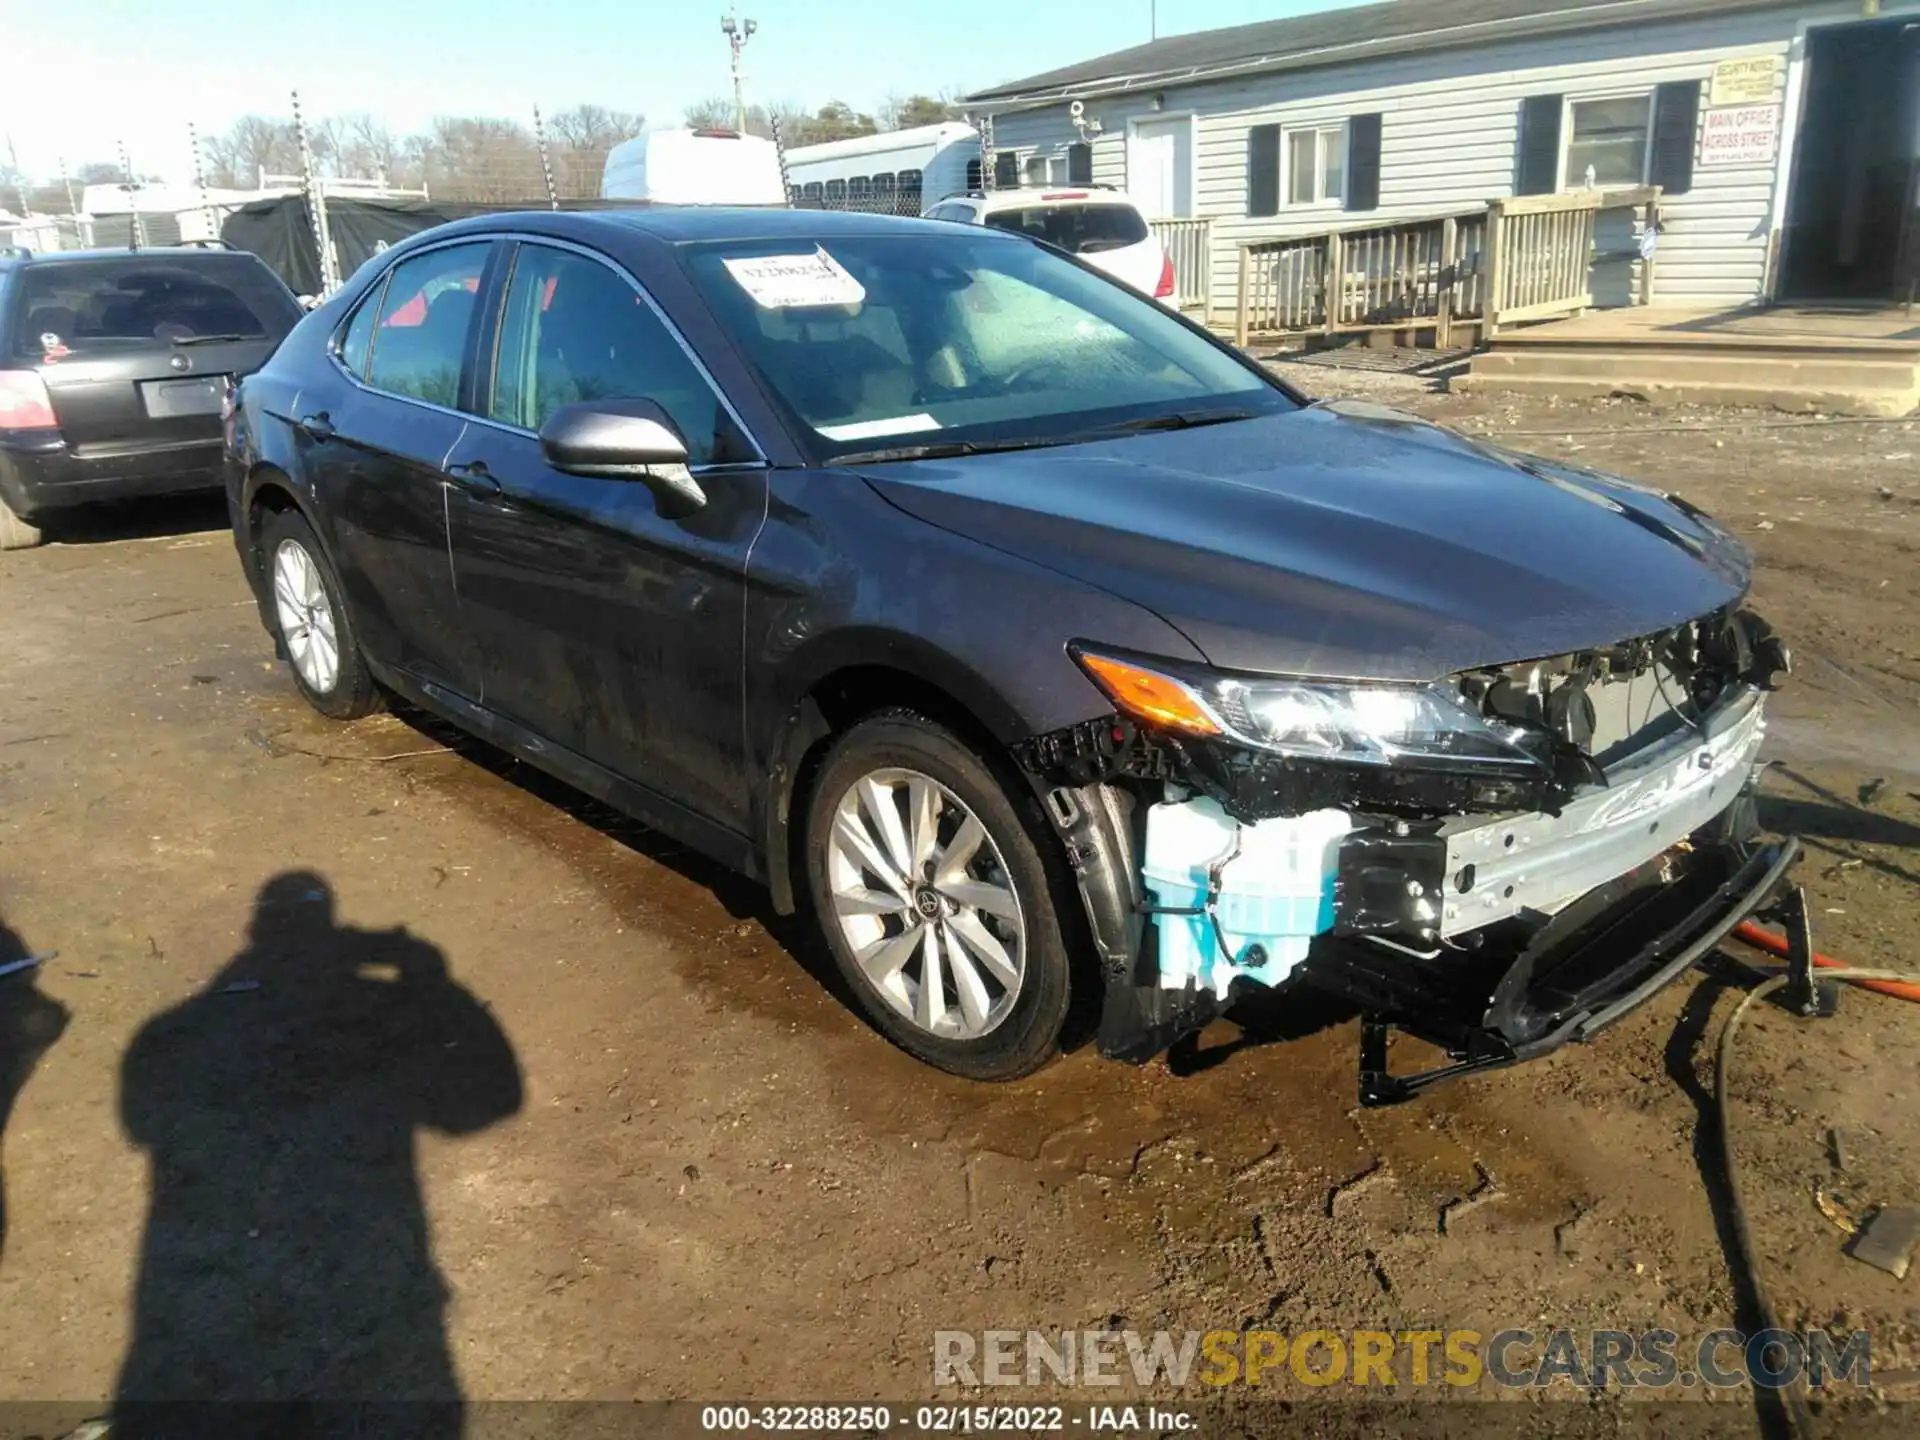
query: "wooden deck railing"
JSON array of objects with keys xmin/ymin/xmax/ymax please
[
  {"xmin": 1234, "ymin": 208, "xmax": 1487, "ymax": 347},
  {"xmin": 1235, "ymin": 187, "xmax": 1661, "ymax": 346},
  {"xmin": 1149, "ymin": 218, "xmax": 1213, "ymax": 314}
]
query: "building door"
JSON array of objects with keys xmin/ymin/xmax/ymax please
[
  {"xmin": 1779, "ymin": 17, "xmax": 1920, "ymax": 300},
  {"xmin": 1129, "ymin": 117, "xmax": 1191, "ymax": 218}
]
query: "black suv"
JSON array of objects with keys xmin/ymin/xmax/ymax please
[
  {"xmin": 0, "ymin": 245, "xmax": 301, "ymax": 548},
  {"xmin": 226, "ymin": 209, "xmax": 1794, "ymax": 1092}
]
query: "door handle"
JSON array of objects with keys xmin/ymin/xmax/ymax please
[
  {"xmin": 296, "ymin": 412, "xmax": 335, "ymax": 443},
  {"xmin": 446, "ymin": 459, "xmax": 501, "ymax": 497}
]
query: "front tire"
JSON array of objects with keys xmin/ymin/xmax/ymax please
[
  {"xmin": 260, "ymin": 508, "xmax": 380, "ymax": 720},
  {"xmin": 803, "ymin": 710, "xmax": 1073, "ymax": 1081},
  {"xmin": 0, "ymin": 494, "xmax": 42, "ymax": 551}
]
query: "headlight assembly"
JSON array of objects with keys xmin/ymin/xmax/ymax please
[{"xmin": 1073, "ymin": 647, "xmax": 1545, "ymax": 773}]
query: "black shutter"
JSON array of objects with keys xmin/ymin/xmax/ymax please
[
  {"xmin": 1649, "ymin": 79, "xmax": 1700, "ymax": 195},
  {"xmin": 992, "ymin": 150, "xmax": 1019, "ymax": 188},
  {"xmin": 1248, "ymin": 123, "xmax": 1281, "ymax": 216},
  {"xmin": 1515, "ymin": 94, "xmax": 1563, "ymax": 195},
  {"xmin": 1066, "ymin": 141, "xmax": 1093, "ymax": 184},
  {"xmin": 1346, "ymin": 112, "xmax": 1382, "ymax": 211}
]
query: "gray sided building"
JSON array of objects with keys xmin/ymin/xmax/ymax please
[{"xmin": 966, "ymin": 0, "xmax": 1920, "ymax": 313}]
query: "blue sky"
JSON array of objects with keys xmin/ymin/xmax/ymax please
[{"xmin": 0, "ymin": 0, "xmax": 1372, "ymax": 182}]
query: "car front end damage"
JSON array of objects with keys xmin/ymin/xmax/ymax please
[{"xmin": 1017, "ymin": 605, "xmax": 1796, "ymax": 1103}]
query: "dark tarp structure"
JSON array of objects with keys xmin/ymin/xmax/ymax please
[{"xmin": 220, "ymin": 196, "xmax": 648, "ymax": 295}]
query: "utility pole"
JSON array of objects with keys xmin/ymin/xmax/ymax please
[
  {"xmin": 118, "ymin": 138, "xmax": 145, "ymax": 249},
  {"xmin": 720, "ymin": 7, "xmax": 758, "ymax": 133},
  {"xmin": 5, "ymin": 136, "xmax": 32, "ymax": 222}
]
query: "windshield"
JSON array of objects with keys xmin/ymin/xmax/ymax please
[
  {"xmin": 9, "ymin": 255, "xmax": 299, "ymax": 361},
  {"xmin": 983, "ymin": 203, "xmax": 1150, "ymax": 254},
  {"xmin": 682, "ymin": 230, "xmax": 1293, "ymax": 462}
]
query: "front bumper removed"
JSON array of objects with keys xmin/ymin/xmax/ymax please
[
  {"xmin": 1033, "ymin": 687, "xmax": 1795, "ymax": 1104},
  {"xmin": 1307, "ymin": 824, "xmax": 1799, "ymax": 1104}
]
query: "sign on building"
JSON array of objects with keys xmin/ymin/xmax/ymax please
[
  {"xmin": 1709, "ymin": 55, "xmax": 1780, "ymax": 106},
  {"xmin": 1698, "ymin": 103, "xmax": 1781, "ymax": 167}
]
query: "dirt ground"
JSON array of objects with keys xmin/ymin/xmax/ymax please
[{"xmin": 1, "ymin": 366, "xmax": 1916, "ymax": 1438}]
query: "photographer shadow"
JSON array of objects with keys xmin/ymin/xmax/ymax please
[
  {"xmin": 1, "ymin": 917, "xmax": 69, "ymax": 1265},
  {"xmin": 113, "ymin": 872, "xmax": 522, "ymax": 1437}
]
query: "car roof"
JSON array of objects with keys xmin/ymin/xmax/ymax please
[
  {"xmin": 0, "ymin": 245, "xmax": 255, "ymax": 272},
  {"xmin": 416, "ymin": 206, "xmax": 996, "ymax": 249}
]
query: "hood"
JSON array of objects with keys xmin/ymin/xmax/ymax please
[{"xmin": 854, "ymin": 405, "xmax": 1751, "ymax": 682}]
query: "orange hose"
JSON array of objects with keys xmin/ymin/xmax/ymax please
[{"xmin": 1732, "ymin": 921, "xmax": 1920, "ymax": 1003}]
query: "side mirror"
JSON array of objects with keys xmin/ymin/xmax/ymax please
[{"xmin": 538, "ymin": 398, "xmax": 707, "ymax": 517}]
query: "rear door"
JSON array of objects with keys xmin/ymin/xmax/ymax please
[
  {"xmin": 12, "ymin": 253, "xmax": 299, "ymax": 455},
  {"xmin": 307, "ymin": 239, "xmax": 496, "ymax": 699},
  {"xmin": 442, "ymin": 238, "xmax": 768, "ymax": 835}
]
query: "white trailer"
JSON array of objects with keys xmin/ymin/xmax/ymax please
[{"xmin": 783, "ymin": 122, "xmax": 981, "ymax": 213}]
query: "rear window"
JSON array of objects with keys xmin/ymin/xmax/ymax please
[
  {"xmin": 8, "ymin": 254, "xmax": 299, "ymax": 360},
  {"xmin": 983, "ymin": 203, "xmax": 1150, "ymax": 255}
]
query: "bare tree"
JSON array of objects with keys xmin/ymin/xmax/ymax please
[
  {"xmin": 542, "ymin": 105, "xmax": 644, "ymax": 198},
  {"xmin": 202, "ymin": 116, "xmax": 306, "ymax": 187},
  {"xmin": 683, "ymin": 96, "xmax": 737, "ymax": 130},
  {"xmin": 889, "ymin": 94, "xmax": 960, "ymax": 129},
  {"xmin": 413, "ymin": 116, "xmax": 543, "ymax": 203},
  {"xmin": 546, "ymin": 105, "xmax": 643, "ymax": 152}
]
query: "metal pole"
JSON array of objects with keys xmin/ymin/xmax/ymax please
[
  {"xmin": 5, "ymin": 136, "xmax": 31, "ymax": 226},
  {"xmin": 721, "ymin": 8, "xmax": 757, "ymax": 133},
  {"xmin": 188, "ymin": 121, "xmax": 216, "ymax": 240},
  {"xmin": 768, "ymin": 110, "xmax": 792, "ymax": 203},
  {"xmin": 291, "ymin": 90, "xmax": 337, "ymax": 294},
  {"xmin": 118, "ymin": 139, "xmax": 145, "ymax": 249},
  {"xmin": 58, "ymin": 155, "xmax": 77, "ymax": 215},
  {"xmin": 531, "ymin": 104, "xmax": 560, "ymax": 210}
]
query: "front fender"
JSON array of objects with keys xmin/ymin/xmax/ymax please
[{"xmin": 743, "ymin": 468, "xmax": 1205, "ymax": 913}]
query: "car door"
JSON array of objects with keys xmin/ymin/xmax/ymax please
[
  {"xmin": 442, "ymin": 238, "xmax": 768, "ymax": 837},
  {"xmin": 310, "ymin": 239, "xmax": 495, "ymax": 699}
]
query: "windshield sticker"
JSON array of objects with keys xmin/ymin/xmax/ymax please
[
  {"xmin": 817, "ymin": 414, "xmax": 941, "ymax": 442},
  {"xmin": 722, "ymin": 248, "xmax": 866, "ymax": 309}
]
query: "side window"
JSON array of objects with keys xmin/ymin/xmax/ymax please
[
  {"xmin": 365, "ymin": 243, "xmax": 489, "ymax": 408},
  {"xmin": 488, "ymin": 244, "xmax": 726, "ymax": 464},
  {"xmin": 336, "ymin": 281, "xmax": 384, "ymax": 379}
]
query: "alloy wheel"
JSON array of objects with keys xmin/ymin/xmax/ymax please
[
  {"xmin": 824, "ymin": 766, "xmax": 1027, "ymax": 1040},
  {"xmin": 272, "ymin": 538, "xmax": 341, "ymax": 696}
]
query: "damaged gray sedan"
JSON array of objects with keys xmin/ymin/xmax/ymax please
[{"xmin": 227, "ymin": 208, "xmax": 1793, "ymax": 1095}]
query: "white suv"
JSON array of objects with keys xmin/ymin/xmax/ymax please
[{"xmin": 922, "ymin": 189, "xmax": 1176, "ymax": 305}]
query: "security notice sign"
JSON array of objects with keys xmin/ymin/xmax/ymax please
[
  {"xmin": 1709, "ymin": 55, "xmax": 1780, "ymax": 105},
  {"xmin": 1698, "ymin": 103, "xmax": 1780, "ymax": 167}
]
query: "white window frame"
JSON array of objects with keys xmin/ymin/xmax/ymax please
[
  {"xmin": 1280, "ymin": 121, "xmax": 1349, "ymax": 208},
  {"xmin": 1559, "ymin": 91, "xmax": 1657, "ymax": 191},
  {"xmin": 1023, "ymin": 152, "xmax": 1066, "ymax": 186}
]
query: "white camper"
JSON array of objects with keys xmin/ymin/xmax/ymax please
[
  {"xmin": 782, "ymin": 121, "xmax": 979, "ymax": 213},
  {"xmin": 601, "ymin": 127, "xmax": 787, "ymax": 205}
]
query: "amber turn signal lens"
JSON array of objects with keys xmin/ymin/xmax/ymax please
[{"xmin": 1076, "ymin": 652, "xmax": 1221, "ymax": 736}]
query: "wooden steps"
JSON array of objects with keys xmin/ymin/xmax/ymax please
[{"xmin": 1459, "ymin": 306, "xmax": 1920, "ymax": 416}]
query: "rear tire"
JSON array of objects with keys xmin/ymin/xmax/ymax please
[
  {"xmin": 0, "ymin": 495, "xmax": 42, "ymax": 551},
  {"xmin": 260, "ymin": 508, "xmax": 381, "ymax": 720},
  {"xmin": 803, "ymin": 709, "xmax": 1073, "ymax": 1081}
]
